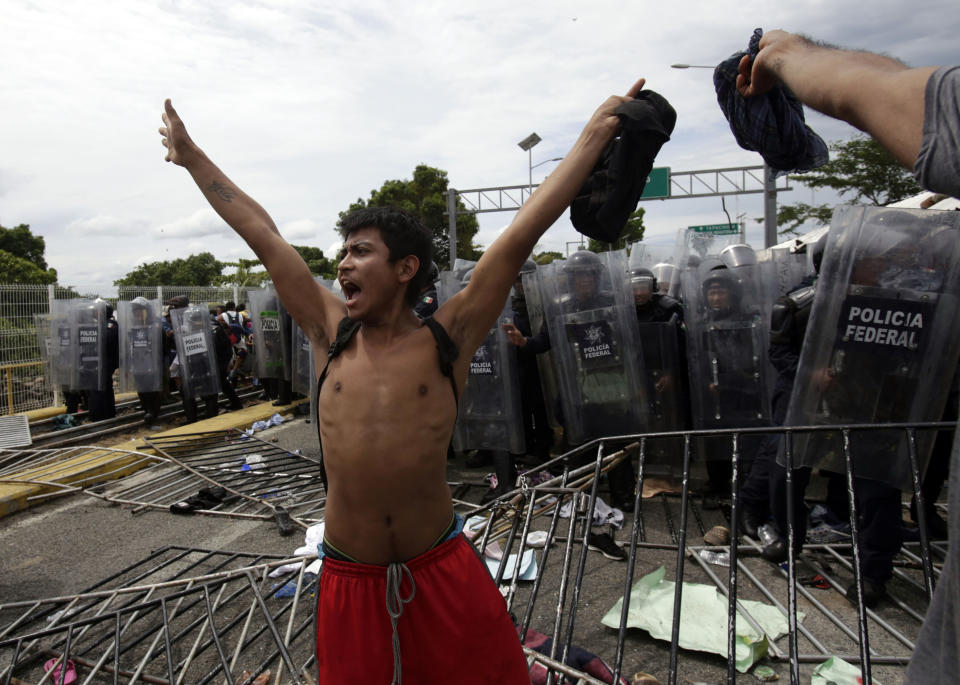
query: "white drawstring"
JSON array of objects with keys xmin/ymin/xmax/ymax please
[{"xmin": 386, "ymin": 562, "xmax": 416, "ymax": 685}]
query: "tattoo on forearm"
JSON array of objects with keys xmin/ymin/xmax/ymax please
[{"xmin": 206, "ymin": 181, "xmax": 236, "ymax": 203}]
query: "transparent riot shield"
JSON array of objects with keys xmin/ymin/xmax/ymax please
[
  {"xmin": 681, "ymin": 251, "xmax": 774, "ymax": 433},
  {"xmin": 759, "ymin": 243, "xmax": 813, "ymax": 297},
  {"xmin": 71, "ymin": 299, "xmax": 107, "ymax": 392},
  {"xmin": 784, "ymin": 205, "xmax": 960, "ymax": 488},
  {"xmin": 521, "ymin": 264, "xmax": 562, "ymax": 432},
  {"xmin": 438, "ymin": 269, "xmax": 526, "ymax": 453},
  {"xmin": 48, "ymin": 300, "xmax": 73, "ymax": 390},
  {"xmin": 291, "ymin": 323, "xmax": 314, "ymax": 396},
  {"xmin": 628, "ymin": 241, "xmax": 683, "ymax": 298},
  {"xmin": 541, "ymin": 250, "xmax": 647, "ymax": 446},
  {"xmin": 117, "ymin": 298, "xmax": 163, "ymax": 394},
  {"xmin": 247, "ymin": 288, "xmax": 285, "ymax": 380},
  {"xmin": 170, "ymin": 305, "xmax": 221, "ymax": 399},
  {"xmin": 634, "ymin": 319, "xmax": 688, "ymax": 474}
]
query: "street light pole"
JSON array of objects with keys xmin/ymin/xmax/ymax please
[{"xmin": 517, "ymin": 132, "xmax": 542, "ymax": 188}]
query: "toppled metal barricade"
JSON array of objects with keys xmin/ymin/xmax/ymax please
[{"xmin": 0, "ymin": 547, "xmax": 317, "ymax": 685}]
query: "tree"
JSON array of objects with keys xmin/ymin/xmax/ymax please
[
  {"xmin": 0, "ymin": 224, "xmax": 50, "ymax": 271},
  {"xmin": 339, "ymin": 164, "xmax": 482, "ymax": 266},
  {"xmin": 775, "ymin": 136, "xmax": 922, "ymax": 235},
  {"xmin": 219, "ymin": 258, "xmax": 270, "ymax": 287},
  {"xmin": 533, "ymin": 251, "xmax": 563, "ymax": 265},
  {"xmin": 0, "ymin": 250, "xmax": 57, "ymax": 284},
  {"xmin": 114, "ymin": 252, "xmax": 224, "ymax": 286},
  {"xmin": 292, "ymin": 245, "xmax": 338, "ymax": 279},
  {"xmin": 0, "ymin": 223, "xmax": 58, "ymax": 284},
  {"xmin": 587, "ymin": 208, "xmax": 646, "ymax": 252}
]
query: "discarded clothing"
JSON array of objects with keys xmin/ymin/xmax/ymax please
[
  {"xmin": 571, "ymin": 90, "xmax": 676, "ymax": 243},
  {"xmin": 315, "ymin": 534, "xmax": 529, "ymax": 683},
  {"xmin": 714, "ymin": 28, "xmax": 829, "ymax": 176},
  {"xmin": 520, "ymin": 626, "xmax": 629, "ymax": 685},
  {"xmin": 559, "ymin": 495, "xmax": 624, "ymax": 529},
  {"xmin": 242, "ymin": 413, "xmax": 285, "ymax": 437},
  {"xmin": 602, "ymin": 566, "xmax": 802, "ymax": 673},
  {"xmin": 169, "ymin": 486, "xmax": 231, "ymax": 515}
]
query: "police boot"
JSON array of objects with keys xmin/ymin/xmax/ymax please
[
  {"xmin": 608, "ymin": 459, "xmax": 637, "ymax": 513},
  {"xmin": 482, "ymin": 451, "xmax": 517, "ymax": 504}
]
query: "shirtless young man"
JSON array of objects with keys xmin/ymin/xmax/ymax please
[{"xmin": 159, "ymin": 77, "xmax": 645, "ymax": 683}]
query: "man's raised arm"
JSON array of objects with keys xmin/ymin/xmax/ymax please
[
  {"xmin": 439, "ymin": 78, "xmax": 647, "ymax": 351},
  {"xmin": 736, "ymin": 31, "xmax": 936, "ymax": 168},
  {"xmin": 158, "ymin": 99, "xmax": 344, "ymax": 346}
]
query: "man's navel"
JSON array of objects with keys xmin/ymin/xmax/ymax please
[
  {"xmin": 334, "ymin": 381, "xmax": 342, "ymax": 392},
  {"xmin": 418, "ymin": 384, "xmax": 428, "ymax": 396}
]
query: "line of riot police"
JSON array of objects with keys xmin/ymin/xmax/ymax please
[
  {"xmin": 438, "ymin": 205, "xmax": 960, "ymax": 602},
  {"xmin": 44, "ymin": 287, "xmax": 319, "ymax": 426}
]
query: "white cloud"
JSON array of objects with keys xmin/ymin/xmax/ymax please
[
  {"xmin": 154, "ymin": 209, "xmax": 230, "ymax": 240},
  {"xmin": 65, "ymin": 215, "xmax": 146, "ymax": 236}
]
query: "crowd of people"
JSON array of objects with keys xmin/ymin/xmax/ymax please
[{"xmin": 149, "ymin": 25, "xmax": 958, "ymax": 685}]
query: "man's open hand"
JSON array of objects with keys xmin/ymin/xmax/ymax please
[{"xmin": 159, "ymin": 99, "xmax": 200, "ymax": 167}]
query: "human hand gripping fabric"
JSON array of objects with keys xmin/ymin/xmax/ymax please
[
  {"xmin": 583, "ymin": 78, "xmax": 647, "ymax": 138},
  {"xmin": 735, "ymin": 29, "xmax": 793, "ymax": 98},
  {"xmin": 158, "ymin": 99, "xmax": 201, "ymax": 167}
]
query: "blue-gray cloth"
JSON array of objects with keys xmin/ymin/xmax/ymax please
[{"xmin": 714, "ymin": 28, "xmax": 828, "ymax": 176}]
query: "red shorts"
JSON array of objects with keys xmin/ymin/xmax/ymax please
[{"xmin": 315, "ymin": 534, "xmax": 530, "ymax": 684}]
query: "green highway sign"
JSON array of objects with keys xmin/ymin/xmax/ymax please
[
  {"xmin": 640, "ymin": 166, "xmax": 670, "ymax": 199},
  {"xmin": 689, "ymin": 223, "xmax": 738, "ymax": 235}
]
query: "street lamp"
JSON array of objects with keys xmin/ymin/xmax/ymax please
[
  {"xmin": 531, "ymin": 156, "xmax": 563, "ymax": 183},
  {"xmin": 517, "ymin": 132, "xmax": 541, "ymax": 187},
  {"xmin": 670, "ymin": 63, "xmax": 714, "ymax": 69}
]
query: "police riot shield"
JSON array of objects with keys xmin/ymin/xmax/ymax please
[
  {"xmin": 277, "ymin": 298, "xmax": 293, "ymax": 383},
  {"xmin": 71, "ymin": 299, "xmax": 108, "ymax": 392},
  {"xmin": 628, "ymin": 241, "xmax": 682, "ymax": 298},
  {"xmin": 247, "ymin": 288, "xmax": 285, "ymax": 380},
  {"xmin": 117, "ymin": 298, "xmax": 163, "ymax": 393},
  {"xmin": 48, "ymin": 300, "xmax": 73, "ymax": 390},
  {"xmin": 291, "ymin": 323, "xmax": 314, "ymax": 396},
  {"xmin": 170, "ymin": 305, "xmax": 221, "ymax": 399},
  {"xmin": 520, "ymin": 263, "xmax": 563, "ymax": 432},
  {"xmin": 437, "ymin": 267, "xmax": 525, "ymax": 453},
  {"xmin": 783, "ymin": 205, "xmax": 960, "ymax": 487},
  {"xmin": 681, "ymin": 246, "xmax": 775, "ymax": 433},
  {"xmin": 759, "ymin": 243, "xmax": 814, "ymax": 297},
  {"xmin": 541, "ymin": 250, "xmax": 647, "ymax": 446}
]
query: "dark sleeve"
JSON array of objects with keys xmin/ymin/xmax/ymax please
[{"xmin": 523, "ymin": 324, "xmax": 552, "ymax": 355}]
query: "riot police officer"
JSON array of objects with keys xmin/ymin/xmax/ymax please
[
  {"xmin": 86, "ymin": 301, "xmax": 119, "ymax": 422},
  {"xmin": 508, "ymin": 259, "xmax": 553, "ymax": 463},
  {"xmin": 629, "ymin": 266, "xmax": 689, "ymax": 473},
  {"xmin": 119, "ymin": 297, "xmax": 164, "ymax": 423},
  {"xmin": 504, "ymin": 250, "xmax": 646, "ymax": 511}
]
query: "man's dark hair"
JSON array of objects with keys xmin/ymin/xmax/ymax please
[
  {"xmin": 338, "ymin": 206, "xmax": 434, "ymax": 307},
  {"xmin": 225, "ymin": 301, "xmax": 236, "ymax": 310}
]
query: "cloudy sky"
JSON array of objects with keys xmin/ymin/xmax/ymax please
[{"xmin": 2, "ymin": 0, "xmax": 957, "ymax": 291}]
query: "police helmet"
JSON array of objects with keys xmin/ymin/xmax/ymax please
[
  {"xmin": 519, "ymin": 259, "xmax": 538, "ymax": 276},
  {"xmin": 720, "ymin": 244, "xmax": 757, "ymax": 269},
  {"xmin": 702, "ymin": 266, "xmax": 739, "ymax": 303},
  {"xmin": 460, "ymin": 267, "xmax": 475, "ymax": 286},
  {"xmin": 651, "ymin": 263, "xmax": 677, "ymax": 293},
  {"xmin": 628, "ymin": 266, "xmax": 658, "ymax": 293},
  {"xmin": 564, "ymin": 250, "xmax": 602, "ymax": 275},
  {"xmin": 426, "ymin": 261, "xmax": 440, "ymax": 283}
]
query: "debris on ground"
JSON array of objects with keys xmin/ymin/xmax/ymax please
[
  {"xmin": 811, "ymin": 657, "xmax": 880, "ymax": 685},
  {"xmin": 601, "ymin": 566, "xmax": 803, "ymax": 673}
]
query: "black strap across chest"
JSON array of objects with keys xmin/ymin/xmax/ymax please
[{"xmin": 312, "ymin": 316, "xmax": 459, "ymax": 488}]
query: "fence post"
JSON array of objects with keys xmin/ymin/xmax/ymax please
[
  {"xmin": 157, "ymin": 286, "xmax": 163, "ymax": 304},
  {"xmin": 48, "ymin": 283, "xmax": 60, "ymax": 408},
  {"xmin": 233, "ymin": 286, "xmax": 239, "ymax": 307}
]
